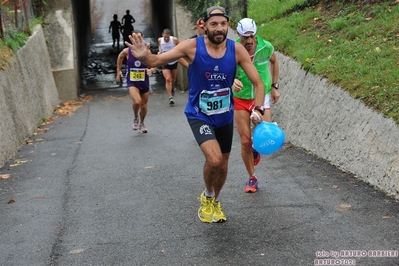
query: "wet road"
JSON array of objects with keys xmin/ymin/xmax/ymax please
[{"xmin": 1, "ymin": 1, "xmax": 399, "ymax": 265}]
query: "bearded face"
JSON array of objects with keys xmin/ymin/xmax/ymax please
[
  {"xmin": 204, "ymin": 14, "xmax": 229, "ymax": 45},
  {"xmin": 207, "ymin": 30, "xmax": 227, "ymax": 44}
]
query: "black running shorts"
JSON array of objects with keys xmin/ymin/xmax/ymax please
[
  {"xmin": 187, "ymin": 119, "xmax": 234, "ymax": 153},
  {"xmin": 162, "ymin": 62, "xmax": 178, "ymax": 70}
]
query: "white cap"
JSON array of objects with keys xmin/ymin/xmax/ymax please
[{"xmin": 236, "ymin": 18, "xmax": 257, "ymax": 36}]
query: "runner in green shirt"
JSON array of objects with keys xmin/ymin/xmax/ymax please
[{"xmin": 233, "ymin": 18, "xmax": 280, "ymax": 193}]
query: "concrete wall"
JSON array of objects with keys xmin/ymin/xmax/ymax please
[
  {"xmin": 43, "ymin": 4, "xmax": 78, "ymax": 100},
  {"xmin": 0, "ymin": 25, "xmax": 60, "ymax": 168},
  {"xmin": 174, "ymin": 3, "xmax": 192, "ymax": 90},
  {"xmin": 273, "ymin": 53, "xmax": 399, "ymax": 199}
]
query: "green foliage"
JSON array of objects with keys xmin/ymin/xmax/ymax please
[
  {"xmin": 248, "ymin": 0, "xmax": 399, "ymax": 124},
  {"xmin": 249, "ymin": 0, "xmax": 309, "ymax": 21},
  {"xmin": 3, "ymin": 30, "xmax": 28, "ymax": 51},
  {"xmin": 0, "ymin": 14, "xmax": 43, "ymax": 68},
  {"xmin": 179, "ymin": 0, "xmax": 247, "ymax": 27},
  {"xmin": 327, "ymin": 17, "xmax": 347, "ymax": 31}
]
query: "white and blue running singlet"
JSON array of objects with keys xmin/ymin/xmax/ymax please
[
  {"xmin": 185, "ymin": 36, "xmax": 236, "ymax": 128},
  {"xmin": 160, "ymin": 36, "xmax": 177, "ymax": 65}
]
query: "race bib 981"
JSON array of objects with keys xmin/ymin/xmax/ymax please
[{"xmin": 199, "ymin": 88, "xmax": 230, "ymax": 115}]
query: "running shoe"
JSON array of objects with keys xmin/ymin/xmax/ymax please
[
  {"xmin": 252, "ymin": 148, "xmax": 261, "ymax": 166},
  {"xmin": 213, "ymin": 200, "xmax": 227, "ymax": 223},
  {"xmin": 169, "ymin": 97, "xmax": 174, "ymax": 105},
  {"xmin": 197, "ymin": 192, "xmax": 214, "ymax": 223},
  {"xmin": 132, "ymin": 118, "xmax": 139, "ymax": 130},
  {"xmin": 244, "ymin": 176, "xmax": 258, "ymax": 193},
  {"xmin": 139, "ymin": 123, "xmax": 147, "ymax": 133}
]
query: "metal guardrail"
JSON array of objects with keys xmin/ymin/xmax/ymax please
[{"xmin": 0, "ymin": 0, "xmax": 34, "ymax": 39}]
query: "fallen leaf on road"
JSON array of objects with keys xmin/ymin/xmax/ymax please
[
  {"xmin": 0, "ymin": 174, "xmax": 10, "ymax": 179},
  {"xmin": 54, "ymin": 101, "xmax": 82, "ymax": 116},
  {"xmin": 80, "ymin": 95, "xmax": 93, "ymax": 102},
  {"xmin": 331, "ymin": 185, "xmax": 339, "ymax": 189},
  {"xmin": 34, "ymin": 245, "xmax": 47, "ymax": 252},
  {"xmin": 69, "ymin": 249, "xmax": 84, "ymax": 254},
  {"xmin": 8, "ymin": 199, "xmax": 15, "ymax": 204},
  {"xmin": 41, "ymin": 115, "xmax": 60, "ymax": 125},
  {"xmin": 107, "ymin": 95, "xmax": 127, "ymax": 100},
  {"xmin": 338, "ymin": 203, "xmax": 351, "ymax": 212},
  {"xmin": 53, "ymin": 95, "xmax": 94, "ymax": 117},
  {"xmin": 10, "ymin": 159, "xmax": 28, "ymax": 167}
]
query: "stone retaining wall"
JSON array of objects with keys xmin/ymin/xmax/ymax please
[
  {"xmin": 273, "ymin": 53, "xmax": 399, "ymax": 199},
  {"xmin": 0, "ymin": 25, "xmax": 60, "ymax": 168}
]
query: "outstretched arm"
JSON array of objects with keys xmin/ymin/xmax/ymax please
[{"xmin": 127, "ymin": 33, "xmax": 188, "ymax": 68}]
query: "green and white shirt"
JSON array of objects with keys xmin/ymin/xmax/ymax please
[{"xmin": 234, "ymin": 35, "xmax": 274, "ymax": 100}]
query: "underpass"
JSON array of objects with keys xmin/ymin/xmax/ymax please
[{"xmin": 82, "ymin": 0, "xmax": 162, "ymax": 91}]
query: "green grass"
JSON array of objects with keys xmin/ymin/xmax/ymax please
[
  {"xmin": 249, "ymin": 0, "xmax": 309, "ymax": 21},
  {"xmin": 0, "ymin": 41, "xmax": 13, "ymax": 70},
  {"xmin": 0, "ymin": 17, "xmax": 43, "ymax": 69},
  {"xmin": 2, "ymin": 30, "xmax": 29, "ymax": 51},
  {"xmin": 0, "ymin": 31, "xmax": 29, "ymax": 69},
  {"xmin": 249, "ymin": 0, "xmax": 399, "ymax": 123}
]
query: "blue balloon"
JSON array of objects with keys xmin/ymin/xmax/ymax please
[{"xmin": 253, "ymin": 122, "xmax": 285, "ymax": 155}]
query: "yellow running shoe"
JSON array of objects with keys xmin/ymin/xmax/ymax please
[
  {"xmin": 197, "ymin": 192, "xmax": 214, "ymax": 223},
  {"xmin": 213, "ymin": 200, "xmax": 227, "ymax": 223}
]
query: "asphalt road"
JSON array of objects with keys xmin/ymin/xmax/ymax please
[
  {"xmin": 1, "ymin": 79, "xmax": 399, "ymax": 265},
  {"xmin": 1, "ymin": 0, "xmax": 398, "ymax": 265}
]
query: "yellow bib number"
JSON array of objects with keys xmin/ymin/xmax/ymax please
[{"xmin": 130, "ymin": 68, "xmax": 145, "ymax": 81}]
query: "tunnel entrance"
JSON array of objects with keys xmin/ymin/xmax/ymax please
[{"xmin": 75, "ymin": 0, "xmax": 175, "ymax": 92}]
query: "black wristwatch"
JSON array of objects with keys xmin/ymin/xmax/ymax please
[
  {"xmin": 272, "ymin": 83, "xmax": 279, "ymax": 90},
  {"xmin": 254, "ymin": 106, "xmax": 264, "ymax": 116}
]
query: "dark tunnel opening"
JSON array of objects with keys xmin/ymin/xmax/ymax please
[
  {"xmin": 70, "ymin": 0, "xmax": 175, "ymax": 88},
  {"xmin": 71, "ymin": 0, "xmax": 91, "ymax": 86}
]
